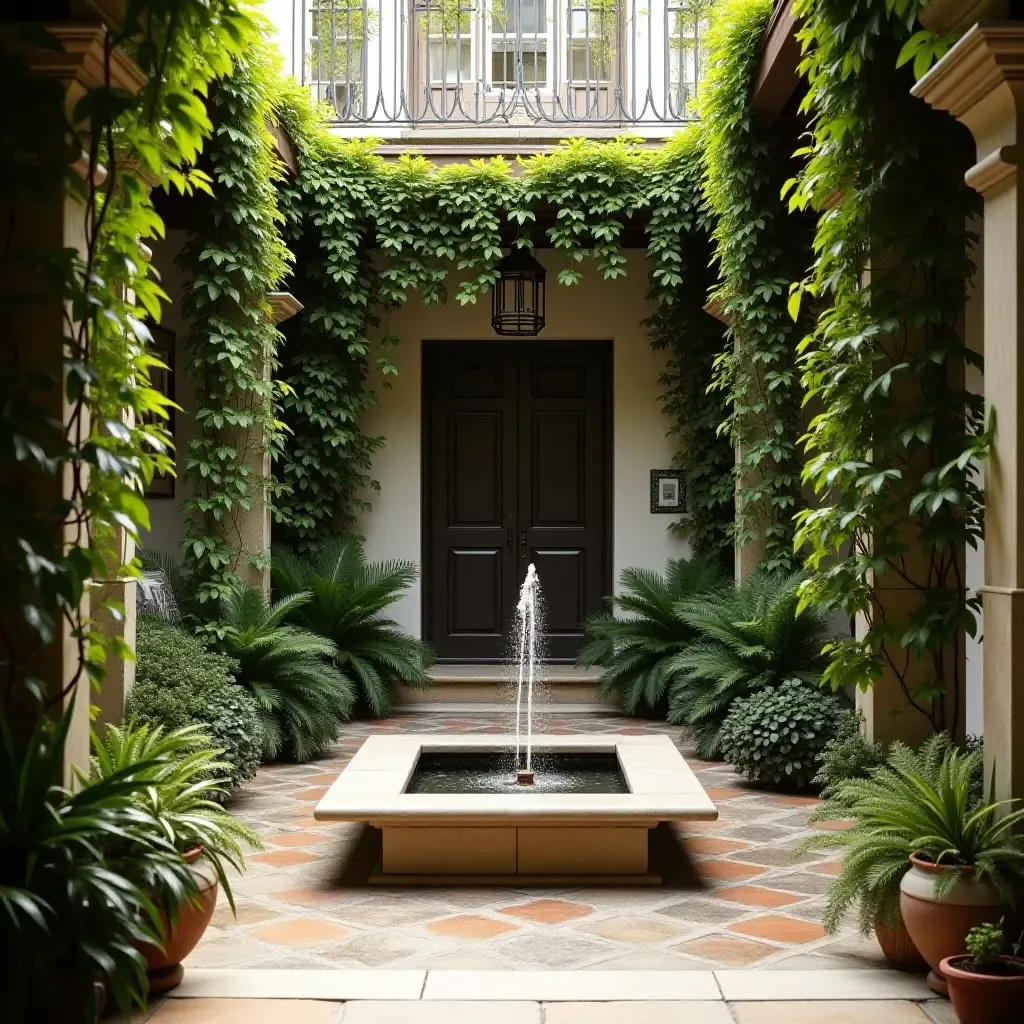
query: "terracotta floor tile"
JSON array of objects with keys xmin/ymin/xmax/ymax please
[
  {"xmin": 773, "ymin": 794, "xmax": 822, "ymax": 807},
  {"xmin": 705, "ymin": 786, "xmax": 745, "ymax": 800},
  {"xmin": 250, "ymin": 917, "xmax": 349, "ymax": 946},
  {"xmin": 426, "ymin": 914, "xmax": 520, "ymax": 939},
  {"xmin": 811, "ymin": 818, "xmax": 854, "ymax": 831},
  {"xmin": 250, "ymin": 849, "xmax": 320, "ymax": 867},
  {"xmin": 672, "ymin": 933, "xmax": 777, "ymax": 966},
  {"xmin": 713, "ymin": 885, "xmax": 804, "ymax": 908},
  {"xmin": 306, "ymin": 772, "xmax": 344, "ymax": 784},
  {"xmin": 698, "ymin": 859, "xmax": 767, "ymax": 881},
  {"xmin": 267, "ymin": 831, "xmax": 333, "ymax": 848},
  {"xmin": 293, "ymin": 787, "xmax": 330, "ymax": 802},
  {"xmin": 728, "ymin": 915, "xmax": 828, "ymax": 944},
  {"xmin": 684, "ymin": 836, "xmax": 751, "ymax": 855},
  {"xmin": 148, "ymin": 998, "xmax": 338, "ymax": 1023},
  {"xmin": 498, "ymin": 898, "xmax": 595, "ymax": 924},
  {"xmin": 269, "ymin": 887, "xmax": 349, "ymax": 907},
  {"xmin": 811, "ymin": 860, "xmax": 843, "ymax": 876}
]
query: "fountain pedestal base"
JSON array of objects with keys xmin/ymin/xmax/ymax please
[
  {"xmin": 316, "ymin": 734, "xmax": 718, "ymax": 886},
  {"xmin": 379, "ymin": 823, "xmax": 650, "ymax": 880}
]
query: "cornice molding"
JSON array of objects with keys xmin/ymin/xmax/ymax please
[
  {"xmin": 912, "ymin": 25, "xmax": 1024, "ymax": 118},
  {"xmin": 918, "ymin": 0, "xmax": 1007, "ymax": 34},
  {"xmin": 268, "ymin": 292, "xmax": 303, "ymax": 325},
  {"xmin": 27, "ymin": 24, "xmax": 147, "ymax": 98}
]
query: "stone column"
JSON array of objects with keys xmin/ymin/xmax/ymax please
[
  {"xmin": 228, "ymin": 292, "xmax": 303, "ymax": 598},
  {"xmin": 3, "ymin": 25, "xmax": 146, "ymax": 779},
  {"xmin": 914, "ymin": 25, "xmax": 1024, "ymax": 800}
]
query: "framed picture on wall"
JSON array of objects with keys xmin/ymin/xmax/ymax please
[
  {"xmin": 650, "ymin": 469, "xmax": 687, "ymax": 515},
  {"xmin": 144, "ymin": 324, "xmax": 175, "ymax": 499}
]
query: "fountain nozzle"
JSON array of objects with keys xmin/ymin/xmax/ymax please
[{"xmin": 516, "ymin": 769, "xmax": 535, "ymax": 786}]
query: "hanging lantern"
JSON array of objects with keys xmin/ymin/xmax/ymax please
[{"xmin": 491, "ymin": 248, "xmax": 546, "ymax": 337}]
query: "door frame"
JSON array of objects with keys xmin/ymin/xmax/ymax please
[{"xmin": 420, "ymin": 339, "xmax": 614, "ymax": 663}]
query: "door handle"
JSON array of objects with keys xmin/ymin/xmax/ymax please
[
  {"xmin": 507, "ymin": 528, "xmax": 512, "ymax": 552},
  {"xmin": 519, "ymin": 529, "xmax": 527, "ymax": 560}
]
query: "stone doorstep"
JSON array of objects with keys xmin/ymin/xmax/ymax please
[
  {"xmin": 167, "ymin": 968, "xmax": 938, "ymax": 1003},
  {"xmin": 398, "ymin": 664, "xmax": 613, "ymax": 707}
]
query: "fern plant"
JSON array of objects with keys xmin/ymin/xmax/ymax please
[
  {"xmin": 214, "ymin": 584, "xmax": 355, "ymax": 762},
  {"xmin": 666, "ymin": 569, "xmax": 829, "ymax": 758},
  {"xmin": 273, "ymin": 536, "xmax": 433, "ymax": 716},
  {"xmin": 806, "ymin": 735, "xmax": 1024, "ymax": 935},
  {"xmin": 578, "ymin": 556, "xmax": 724, "ymax": 715}
]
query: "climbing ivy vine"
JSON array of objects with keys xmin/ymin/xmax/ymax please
[
  {"xmin": 269, "ymin": 91, "xmax": 733, "ymax": 556},
  {"xmin": 178, "ymin": 35, "xmax": 291, "ymax": 602},
  {"xmin": 789, "ymin": 0, "xmax": 983, "ymax": 735},
  {"xmin": 700, "ymin": 0, "xmax": 811, "ymax": 573}
]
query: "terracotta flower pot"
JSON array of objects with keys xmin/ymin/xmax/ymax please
[
  {"xmin": 899, "ymin": 853, "xmax": 1007, "ymax": 996},
  {"xmin": 941, "ymin": 955, "xmax": 1024, "ymax": 1024},
  {"xmin": 874, "ymin": 915, "xmax": 927, "ymax": 972},
  {"xmin": 138, "ymin": 847, "xmax": 218, "ymax": 994}
]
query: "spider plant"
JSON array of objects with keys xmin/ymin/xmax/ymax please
[
  {"xmin": 90, "ymin": 721, "xmax": 261, "ymax": 911},
  {"xmin": 806, "ymin": 735, "xmax": 1024, "ymax": 935},
  {"xmin": 0, "ymin": 704, "xmax": 192, "ymax": 1021},
  {"xmin": 578, "ymin": 555, "xmax": 724, "ymax": 715},
  {"xmin": 273, "ymin": 535, "xmax": 433, "ymax": 716}
]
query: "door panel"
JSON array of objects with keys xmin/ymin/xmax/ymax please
[{"xmin": 426, "ymin": 342, "xmax": 609, "ymax": 662}]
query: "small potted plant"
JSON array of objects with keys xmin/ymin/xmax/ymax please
[
  {"xmin": 941, "ymin": 921, "xmax": 1024, "ymax": 1024},
  {"xmin": 91, "ymin": 721, "xmax": 261, "ymax": 993},
  {"xmin": 806, "ymin": 735, "xmax": 1024, "ymax": 980}
]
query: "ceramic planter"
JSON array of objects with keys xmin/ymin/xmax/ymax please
[
  {"xmin": 941, "ymin": 955, "xmax": 1024, "ymax": 1024},
  {"xmin": 138, "ymin": 847, "xmax": 218, "ymax": 993},
  {"xmin": 899, "ymin": 854, "xmax": 1006, "ymax": 996},
  {"xmin": 874, "ymin": 915, "xmax": 927, "ymax": 972}
]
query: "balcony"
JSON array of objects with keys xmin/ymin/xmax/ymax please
[{"xmin": 291, "ymin": 0, "xmax": 710, "ymax": 129}]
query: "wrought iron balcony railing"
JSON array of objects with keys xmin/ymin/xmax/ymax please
[{"xmin": 292, "ymin": 0, "xmax": 710, "ymax": 127}]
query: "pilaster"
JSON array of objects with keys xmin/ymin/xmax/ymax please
[{"xmin": 914, "ymin": 25, "xmax": 1024, "ymax": 800}]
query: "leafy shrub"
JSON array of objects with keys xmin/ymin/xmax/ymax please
[
  {"xmin": 720, "ymin": 679, "xmax": 843, "ymax": 790},
  {"xmin": 128, "ymin": 616, "xmax": 261, "ymax": 793},
  {"xmin": 667, "ymin": 569, "xmax": 830, "ymax": 758},
  {"xmin": 273, "ymin": 536, "xmax": 433, "ymax": 716},
  {"xmin": 578, "ymin": 556, "xmax": 724, "ymax": 715},
  {"xmin": 812, "ymin": 709, "xmax": 885, "ymax": 799},
  {"xmin": 215, "ymin": 584, "xmax": 355, "ymax": 762},
  {"xmin": 807, "ymin": 734, "xmax": 1024, "ymax": 934}
]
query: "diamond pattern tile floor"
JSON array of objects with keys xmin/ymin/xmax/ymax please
[{"xmin": 188, "ymin": 711, "xmax": 879, "ymax": 973}]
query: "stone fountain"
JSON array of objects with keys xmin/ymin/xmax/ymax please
[{"xmin": 315, "ymin": 565, "xmax": 718, "ymax": 883}]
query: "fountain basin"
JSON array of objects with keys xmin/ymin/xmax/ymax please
[{"xmin": 314, "ymin": 734, "xmax": 718, "ymax": 883}]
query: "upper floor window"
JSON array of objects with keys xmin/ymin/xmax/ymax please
[
  {"xmin": 491, "ymin": 0, "xmax": 549, "ymax": 90},
  {"xmin": 309, "ymin": 1, "xmax": 376, "ymax": 115},
  {"xmin": 567, "ymin": 0, "xmax": 616, "ymax": 84},
  {"xmin": 419, "ymin": 0, "xmax": 475, "ymax": 84}
]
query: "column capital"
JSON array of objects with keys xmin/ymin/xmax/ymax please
[
  {"xmin": 268, "ymin": 291, "xmax": 303, "ymax": 325},
  {"xmin": 912, "ymin": 25, "xmax": 1024, "ymax": 120}
]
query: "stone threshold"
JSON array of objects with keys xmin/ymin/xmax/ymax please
[{"xmin": 168, "ymin": 968, "xmax": 937, "ymax": 1003}]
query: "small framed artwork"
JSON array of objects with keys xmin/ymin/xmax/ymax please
[{"xmin": 650, "ymin": 469, "xmax": 687, "ymax": 515}]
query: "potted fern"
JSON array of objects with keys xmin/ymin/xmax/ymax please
[
  {"xmin": 91, "ymin": 722, "xmax": 261, "ymax": 993},
  {"xmin": 808, "ymin": 737, "xmax": 1024, "ymax": 989},
  {"xmin": 942, "ymin": 922, "xmax": 1024, "ymax": 1024}
]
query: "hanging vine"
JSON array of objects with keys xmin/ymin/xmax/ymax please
[
  {"xmin": 269, "ymin": 88, "xmax": 733, "ymax": 553},
  {"xmin": 789, "ymin": 0, "xmax": 983, "ymax": 734},
  {"xmin": 701, "ymin": 0, "xmax": 811, "ymax": 572},
  {"xmin": 177, "ymin": 35, "xmax": 291, "ymax": 602}
]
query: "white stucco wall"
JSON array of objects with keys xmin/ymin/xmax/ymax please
[{"xmin": 355, "ymin": 249, "xmax": 690, "ymax": 638}]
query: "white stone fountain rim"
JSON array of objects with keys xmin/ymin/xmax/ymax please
[{"xmin": 314, "ymin": 734, "xmax": 718, "ymax": 823}]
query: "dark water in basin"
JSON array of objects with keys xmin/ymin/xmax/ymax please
[{"xmin": 406, "ymin": 752, "xmax": 629, "ymax": 795}]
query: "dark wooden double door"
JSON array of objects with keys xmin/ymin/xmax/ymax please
[{"xmin": 426, "ymin": 341, "xmax": 610, "ymax": 662}]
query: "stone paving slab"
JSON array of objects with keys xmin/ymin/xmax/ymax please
[{"xmin": 189, "ymin": 711, "xmax": 881, "ymax": 973}]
